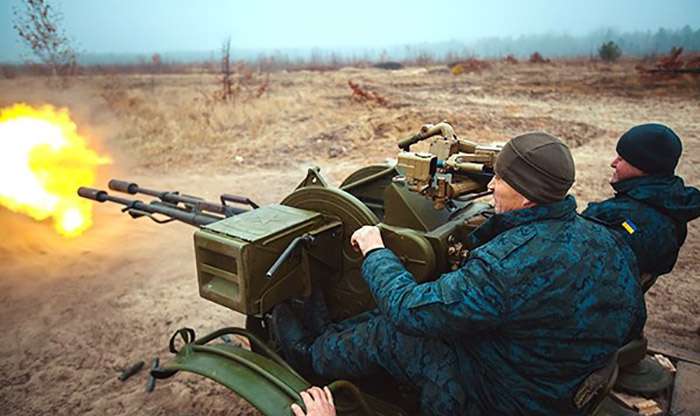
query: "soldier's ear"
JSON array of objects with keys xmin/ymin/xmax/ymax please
[{"xmin": 521, "ymin": 196, "xmax": 536, "ymax": 209}]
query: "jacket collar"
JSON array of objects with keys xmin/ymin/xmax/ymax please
[
  {"xmin": 611, "ymin": 175, "xmax": 700, "ymax": 223},
  {"xmin": 467, "ymin": 195, "xmax": 577, "ymax": 249},
  {"xmin": 612, "ymin": 175, "xmax": 675, "ymax": 196}
]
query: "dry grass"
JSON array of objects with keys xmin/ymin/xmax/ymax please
[
  {"xmin": 45, "ymin": 59, "xmax": 694, "ymax": 173},
  {"xmin": 4, "ymin": 59, "xmax": 697, "ymax": 174}
]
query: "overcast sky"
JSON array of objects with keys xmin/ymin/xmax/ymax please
[{"xmin": 1, "ymin": 0, "xmax": 699, "ymax": 61}]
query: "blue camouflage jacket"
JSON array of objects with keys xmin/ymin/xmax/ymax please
[
  {"xmin": 582, "ymin": 175, "xmax": 700, "ymax": 278},
  {"xmin": 362, "ymin": 196, "xmax": 646, "ymax": 415}
]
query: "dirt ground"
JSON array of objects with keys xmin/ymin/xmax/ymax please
[{"xmin": 1, "ymin": 61, "xmax": 699, "ymax": 415}]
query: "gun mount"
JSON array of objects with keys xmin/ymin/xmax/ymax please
[{"xmin": 77, "ymin": 122, "xmax": 499, "ymax": 414}]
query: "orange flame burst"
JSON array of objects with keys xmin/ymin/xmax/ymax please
[{"xmin": 0, "ymin": 103, "xmax": 111, "ymax": 237}]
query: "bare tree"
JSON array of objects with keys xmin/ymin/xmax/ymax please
[
  {"xmin": 151, "ymin": 53, "xmax": 162, "ymax": 73},
  {"xmin": 221, "ymin": 37, "xmax": 233, "ymax": 100},
  {"xmin": 13, "ymin": 0, "xmax": 77, "ymax": 78}
]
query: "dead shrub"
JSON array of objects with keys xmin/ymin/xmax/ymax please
[
  {"xmin": 529, "ymin": 52, "xmax": 551, "ymax": 64},
  {"xmin": 448, "ymin": 58, "xmax": 491, "ymax": 75},
  {"xmin": 0, "ymin": 65, "xmax": 18, "ymax": 79},
  {"xmin": 636, "ymin": 47, "xmax": 700, "ymax": 79},
  {"xmin": 348, "ymin": 80, "xmax": 388, "ymax": 106},
  {"xmin": 255, "ymin": 74, "xmax": 270, "ymax": 99}
]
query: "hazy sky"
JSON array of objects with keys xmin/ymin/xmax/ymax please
[{"xmin": 1, "ymin": 0, "xmax": 699, "ymax": 61}]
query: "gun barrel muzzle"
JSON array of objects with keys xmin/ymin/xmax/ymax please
[
  {"xmin": 77, "ymin": 187, "xmax": 108, "ymax": 202},
  {"xmin": 108, "ymin": 179, "xmax": 139, "ymax": 194}
]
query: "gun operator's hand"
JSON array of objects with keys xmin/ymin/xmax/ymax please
[
  {"xmin": 291, "ymin": 386, "xmax": 336, "ymax": 416},
  {"xmin": 350, "ymin": 226, "xmax": 385, "ymax": 256}
]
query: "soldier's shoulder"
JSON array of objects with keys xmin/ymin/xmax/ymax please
[
  {"xmin": 562, "ymin": 213, "xmax": 610, "ymax": 238},
  {"xmin": 585, "ymin": 194, "xmax": 655, "ymax": 217},
  {"xmin": 572, "ymin": 215, "xmax": 637, "ymax": 262},
  {"xmin": 473, "ymin": 224, "xmax": 538, "ymax": 263},
  {"xmin": 583, "ymin": 196, "xmax": 672, "ymax": 235}
]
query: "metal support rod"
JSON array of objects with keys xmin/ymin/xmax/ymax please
[
  {"xmin": 266, "ymin": 234, "xmax": 315, "ymax": 279},
  {"xmin": 340, "ymin": 166, "xmax": 396, "ymax": 192}
]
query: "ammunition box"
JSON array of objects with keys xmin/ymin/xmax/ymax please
[{"xmin": 194, "ymin": 204, "xmax": 325, "ymax": 315}]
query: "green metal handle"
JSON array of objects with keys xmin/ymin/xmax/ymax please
[{"xmin": 194, "ymin": 327, "xmax": 301, "ymax": 377}]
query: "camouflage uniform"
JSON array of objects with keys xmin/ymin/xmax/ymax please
[
  {"xmin": 583, "ymin": 175, "xmax": 700, "ymax": 278},
  {"xmin": 311, "ymin": 196, "xmax": 646, "ymax": 415}
]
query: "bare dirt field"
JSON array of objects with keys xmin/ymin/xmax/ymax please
[{"xmin": 1, "ymin": 61, "xmax": 699, "ymax": 415}]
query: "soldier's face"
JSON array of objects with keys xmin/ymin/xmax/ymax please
[
  {"xmin": 488, "ymin": 175, "xmax": 534, "ymax": 214},
  {"xmin": 610, "ymin": 155, "xmax": 645, "ymax": 183}
]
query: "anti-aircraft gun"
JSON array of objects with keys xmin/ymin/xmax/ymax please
[
  {"xmin": 78, "ymin": 122, "xmax": 686, "ymax": 416},
  {"xmin": 78, "ymin": 121, "xmax": 500, "ymax": 414},
  {"xmin": 79, "ymin": 122, "xmax": 499, "ymax": 322}
]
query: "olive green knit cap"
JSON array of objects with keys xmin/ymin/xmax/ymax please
[{"xmin": 494, "ymin": 132, "xmax": 575, "ymax": 204}]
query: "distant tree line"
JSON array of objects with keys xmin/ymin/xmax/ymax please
[
  {"xmin": 469, "ymin": 26, "xmax": 700, "ymax": 59},
  {"xmin": 245, "ymin": 25, "xmax": 700, "ymax": 68}
]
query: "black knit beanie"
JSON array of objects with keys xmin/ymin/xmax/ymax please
[
  {"xmin": 495, "ymin": 132, "xmax": 575, "ymax": 204},
  {"xmin": 616, "ymin": 123, "xmax": 682, "ymax": 174}
]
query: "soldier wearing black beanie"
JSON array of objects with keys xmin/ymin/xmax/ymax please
[
  {"xmin": 583, "ymin": 123, "xmax": 700, "ymax": 287},
  {"xmin": 616, "ymin": 123, "xmax": 682, "ymax": 175}
]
